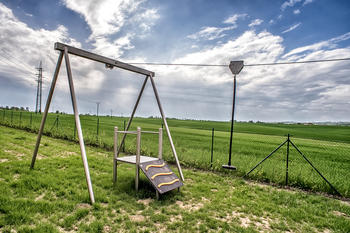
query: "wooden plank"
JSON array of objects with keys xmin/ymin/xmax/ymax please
[{"xmin": 54, "ymin": 42, "xmax": 155, "ymax": 77}]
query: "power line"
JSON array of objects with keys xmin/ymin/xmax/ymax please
[
  {"xmin": 128, "ymin": 57, "xmax": 350, "ymax": 67},
  {"xmin": 1, "ymin": 49, "xmax": 36, "ymax": 72},
  {"xmin": 0, "ymin": 56, "xmax": 35, "ymax": 77}
]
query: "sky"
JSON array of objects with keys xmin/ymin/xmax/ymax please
[{"xmin": 0, "ymin": 0, "xmax": 350, "ymax": 122}]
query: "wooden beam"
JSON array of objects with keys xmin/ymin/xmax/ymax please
[{"xmin": 54, "ymin": 42, "xmax": 155, "ymax": 77}]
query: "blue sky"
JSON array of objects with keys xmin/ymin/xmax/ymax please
[{"xmin": 0, "ymin": 0, "xmax": 350, "ymax": 122}]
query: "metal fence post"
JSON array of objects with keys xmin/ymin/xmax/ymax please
[
  {"xmin": 19, "ymin": 112, "xmax": 22, "ymax": 127},
  {"xmin": 123, "ymin": 120, "xmax": 126, "ymax": 152},
  {"xmin": 211, "ymin": 128, "xmax": 214, "ymax": 168},
  {"xmin": 30, "ymin": 112, "xmax": 33, "ymax": 129},
  {"xmin": 286, "ymin": 134, "xmax": 290, "ymax": 185},
  {"xmin": 56, "ymin": 115, "xmax": 59, "ymax": 131},
  {"xmin": 96, "ymin": 117, "xmax": 100, "ymax": 140},
  {"xmin": 73, "ymin": 120, "xmax": 76, "ymax": 139},
  {"xmin": 2, "ymin": 109, "xmax": 5, "ymax": 122},
  {"xmin": 11, "ymin": 110, "xmax": 13, "ymax": 125}
]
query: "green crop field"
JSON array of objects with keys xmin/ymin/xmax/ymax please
[
  {"xmin": 0, "ymin": 125, "xmax": 349, "ymax": 232},
  {"xmin": 1, "ymin": 109, "xmax": 350, "ymax": 198}
]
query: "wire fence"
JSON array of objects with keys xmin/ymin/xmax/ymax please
[{"xmin": 1, "ymin": 109, "xmax": 349, "ymax": 197}]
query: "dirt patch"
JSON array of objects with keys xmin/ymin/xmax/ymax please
[
  {"xmin": 340, "ymin": 200, "xmax": 350, "ymax": 207},
  {"xmin": 240, "ymin": 216, "xmax": 251, "ymax": 228},
  {"xmin": 137, "ymin": 198, "xmax": 153, "ymax": 206},
  {"xmin": 13, "ymin": 174, "xmax": 20, "ymax": 180},
  {"xmin": 247, "ymin": 180, "xmax": 298, "ymax": 194},
  {"xmin": 37, "ymin": 154, "xmax": 46, "ymax": 160},
  {"xmin": 129, "ymin": 214, "xmax": 145, "ymax": 222},
  {"xmin": 170, "ymin": 215, "xmax": 183, "ymax": 223},
  {"xmin": 176, "ymin": 200, "xmax": 203, "ymax": 212},
  {"xmin": 35, "ymin": 193, "xmax": 45, "ymax": 201},
  {"xmin": 4, "ymin": 149, "xmax": 25, "ymax": 160},
  {"xmin": 217, "ymin": 210, "xmax": 272, "ymax": 232},
  {"xmin": 333, "ymin": 211, "xmax": 349, "ymax": 219},
  {"xmin": 103, "ymin": 225, "xmax": 111, "ymax": 232},
  {"xmin": 60, "ymin": 151, "xmax": 77, "ymax": 158},
  {"xmin": 154, "ymin": 223, "xmax": 167, "ymax": 233},
  {"xmin": 185, "ymin": 178, "xmax": 194, "ymax": 183},
  {"xmin": 97, "ymin": 152, "xmax": 109, "ymax": 158},
  {"xmin": 57, "ymin": 226, "xmax": 75, "ymax": 233},
  {"xmin": 76, "ymin": 203, "xmax": 92, "ymax": 209},
  {"xmin": 0, "ymin": 158, "xmax": 9, "ymax": 163}
]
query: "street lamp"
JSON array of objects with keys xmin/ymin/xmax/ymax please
[{"xmin": 222, "ymin": 61, "xmax": 244, "ymax": 170}]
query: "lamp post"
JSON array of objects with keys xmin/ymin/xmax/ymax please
[{"xmin": 222, "ymin": 61, "xmax": 244, "ymax": 170}]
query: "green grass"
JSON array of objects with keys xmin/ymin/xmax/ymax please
[
  {"xmin": 1, "ymin": 110, "xmax": 350, "ymax": 198},
  {"xmin": 0, "ymin": 125, "xmax": 349, "ymax": 232}
]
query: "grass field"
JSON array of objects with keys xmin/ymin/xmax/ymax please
[
  {"xmin": 1, "ymin": 125, "xmax": 349, "ymax": 232},
  {"xmin": 1, "ymin": 110, "xmax": 350, "ymax": 198}
]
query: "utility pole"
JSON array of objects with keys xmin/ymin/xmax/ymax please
[
  {"xmin": 110, "ymin": 109, "xmax": 113, "ymax": 118},
  {"xmin": 96, "ymin": 102, "xmax": 100, "ymax": 117},
  {"xmin": 35, "ymin": 61, "xmax": 43, "ymax": 114}
]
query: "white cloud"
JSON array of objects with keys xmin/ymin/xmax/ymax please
[
  {"xmin": 281, "ymin": 0, "xmax": 302, "ymax": 11},
  {"xmin": 282, "ymin": 22, "xmax": 301, "ymax": 33},
  {"xmin": 283, "ymin": 32, "xmax": 350, "ymax": 58},
  {"xmin": 187, "ymin": 13, "xmax": 247, "ymax": 41},
  {"xmin": 303, "ymin": 0, "xmax": 314, "ymax": 6},
  {"xmin": 62, "ymin": 0, "xmax": 159, "ymax": 57},
  {"xmin": 146, "ymin": 29, "xmax": 350, "ymax": 121},
  {"xmin": 293, "ymin": 9, "xmax": 301, "ymax": 14},
  {"xmin": 0, "ymin": 2, "xmax": 80, "ymax": 82},
  {"xmin": 187, "ymin": 26, "xmax": 235, "ymax": 41},
  {"xmin": 0, "ymin": 3, "xmax": 89, "ymax": 110},
  {"xmin": 223, "ymin": 13, "xmax": 247, "ymax": 25},
  {"xmin": 248, "ymin": 19, "xmax": 263, "ymax": 27}
]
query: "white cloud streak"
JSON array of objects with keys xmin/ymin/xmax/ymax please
[
  {"xmin": 248, "ymin": 19, "xmax": 263, "ymax": 27},
  {"xmin": 303, "ymin": 0, "xmax": 314, "ymax": 6},
  {"xmin": 223, "ymin": 13, "xmax": 247, "ymax": 25},
  {"xmin": 281, "ymin": 0, "xmax": 302, "ymax": 11},
  {"xmin": 293, "ymin": 9, "xmax": 301, "ymax": 14},
  {"xmin": 282, "ymin": 22, "xmax": 301, "ymax": 33},
  {"xmin": 187, "ymin": 26, "xmax": 235, "ymax": 41}
]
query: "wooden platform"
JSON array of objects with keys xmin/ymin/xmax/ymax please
[{"xmin": 116, "ymin": 155, "xmax": 159, "ymax": 164}]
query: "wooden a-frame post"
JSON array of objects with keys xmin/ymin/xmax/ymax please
[{"xmin": 31, "ymin": 43, "xmax": 184, "ymax": 204}]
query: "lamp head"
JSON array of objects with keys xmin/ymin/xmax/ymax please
[{"xmin": 229, "ymin": 61, "xmax": 244, "ymax": 75}]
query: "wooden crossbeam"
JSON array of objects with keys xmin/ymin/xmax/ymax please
[{"xmin": 54, "ymin": 42, "xmax": 155, "ymax": 77}]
